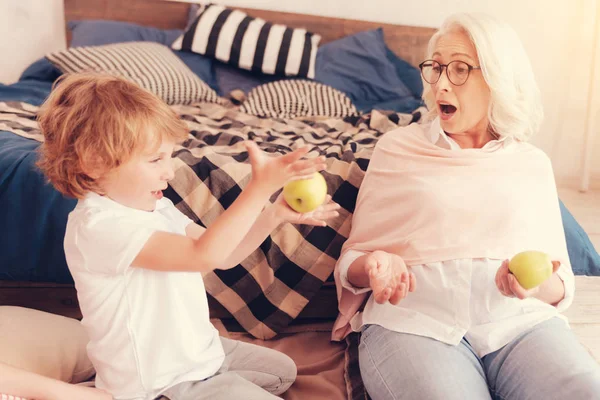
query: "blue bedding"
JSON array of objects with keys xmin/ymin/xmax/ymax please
[
  {"xmin": 0, "ymin": 130, "xmax": 76, "ymax": 283},
  {"xmin": 0, "ymin": 71, "xmax": 77, "ymax": 283}
]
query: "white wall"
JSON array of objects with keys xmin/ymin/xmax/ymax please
[
  {"xmin": 0, "ymin": 0, "xmax": 66, "ymax": 84},
  {"xmin": 178, "ymin": 0, "xmax": 599, "ymax": 188}
]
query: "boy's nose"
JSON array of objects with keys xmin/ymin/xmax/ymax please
[{"xmin": 163, "ymin": 161, "xmax": 175, "ymax": 181}]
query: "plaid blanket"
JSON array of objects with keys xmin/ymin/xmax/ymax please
[{"xmin": 0, "ymin": 100, "xmax": 423, "ymax": 339}]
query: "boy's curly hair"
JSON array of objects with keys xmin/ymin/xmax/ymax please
[{"xmin": 37, "ymin": 73, "xmax": 188, "ymax": 199}]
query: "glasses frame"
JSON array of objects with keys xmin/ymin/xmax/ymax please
[{"xmin": 418, "ymin": 59, "xmax": 481, "ymax": 86}]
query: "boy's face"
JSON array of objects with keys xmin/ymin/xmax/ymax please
[{"xmin": 99, "ymin": 139, "xmax": 176, "ymax": 211}]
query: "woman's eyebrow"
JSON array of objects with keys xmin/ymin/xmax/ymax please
[{"xmin": 432, "ymin": 51, "xmax": 475, "ymax": 61}]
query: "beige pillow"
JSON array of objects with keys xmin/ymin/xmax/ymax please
[
  {"xmin": 239, "ymin": 80, "xmax": 359, "ymax": 119},
  {"xmin": 46, "ymin": 41, "xmax": 221, "ymax": 105},
  {"xmin": 0, "ymin": 306, "xmax": 95, "ymax": 384}
]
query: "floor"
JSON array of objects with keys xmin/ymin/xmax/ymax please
[{"xmin": 557, "ymin": 186, "xmax": 600, "ymax": 362}]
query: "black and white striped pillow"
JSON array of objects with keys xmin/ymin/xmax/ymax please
[
  {"xmin": 46, "ymin": 42, "xmax": 220, "ymax": 105},
  {"xmin": 239, "ymin": 80, "xmax": 358, "ymax": 119},
  {"xmin": 172, "ymin": 4, "xmax": 321, "ymax": 78}
]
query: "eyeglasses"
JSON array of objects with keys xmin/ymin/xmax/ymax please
[{"xmin": 418, "ymin": 59, "xmax": 481, "ymax": 86}]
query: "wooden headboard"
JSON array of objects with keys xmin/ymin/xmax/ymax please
[{"xmin": 64, "ymin": 0, "xmax": 436, "ymax": 68}]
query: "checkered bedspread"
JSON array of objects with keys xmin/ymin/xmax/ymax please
[{"xmin": 0, "ymin": 100, "xmax": 423, "ymax": 339}]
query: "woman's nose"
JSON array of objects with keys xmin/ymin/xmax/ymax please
[{"xmin": 436, "ymin": 69, "xmax": 452, "ymax": 92}]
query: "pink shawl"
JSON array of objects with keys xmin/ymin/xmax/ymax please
[{"xmin": 332, "ymin": 123, "xmax": 570, "ymax": 340}]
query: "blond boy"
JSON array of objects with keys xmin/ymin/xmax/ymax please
[{"xmin": 36, "ymin": 73, "xmax": 339, "ymax": 400}]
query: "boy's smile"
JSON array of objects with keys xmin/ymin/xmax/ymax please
[{"xmin": 99, "ymin": 139, "xmax": 176, "ymax": 211}]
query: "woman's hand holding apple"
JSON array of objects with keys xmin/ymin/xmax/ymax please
[{"xmin": 495, "ymin": 251, "xmax": 562, "ymax": 299}]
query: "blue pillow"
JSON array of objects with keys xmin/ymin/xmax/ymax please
[
  {"xmin": 315, "ymin": 28, "xmax": 421, "ymax": 113},
  {"xmin": 214, "ymin": 62, "xmax": 278, "ymax": 97},
  {"xmin": 174, "ymin": 51, "xmax": 219, "ymax": 92},
  {"xmin": 0, "ymin": 81, "xmax": 53, "ymax": 106},
  {"xmin": 67, "ymin": 20, "xmax": 219, "ymax": 91},
  {"xmin": 19, "ymin": 58, "xmax": 62, "ymax": 83},
  {"xmin": 68, "ymin": 20, "xmax": 182, "ymax": 47},
  {"xmin": 385, "ymin": 46, "xmax": 424, "ymax": 100},
  {"xmin": 559, "ymin": 200, "xmax": 600, "ymax": 276}
]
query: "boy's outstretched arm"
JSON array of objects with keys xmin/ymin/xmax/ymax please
[
  {"xmin": 132, "ymin": 143, "xmax": 327, "ymax": 273},
  {"xmin": 209, "ymin": 193, "xmax": 340, "ymax": 270}
]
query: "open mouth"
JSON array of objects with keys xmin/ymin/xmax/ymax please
[{"xmin": 439, "ymin": 104, "xmax": 457, "ymax": 115}]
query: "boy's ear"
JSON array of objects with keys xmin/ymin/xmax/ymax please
[
  {"xmin": 80, "ymin": 159, "xmax": 105, "ymax": 180},
  {"xmin": 85, "ymin": 170, "xmax": 102, "ymax": 180}
]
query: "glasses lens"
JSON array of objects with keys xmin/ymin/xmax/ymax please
[
  {"xmin": 448, "ymin": 61, "xmax": 470, "ymax": 85},
  {"xmin": 421, "ymin": 60, "xmax": 441, "ymax": 84}
]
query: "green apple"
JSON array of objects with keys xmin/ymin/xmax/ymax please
[
  {"xmin": 283, "ymin": 172, "xmax": 328, "ymax": 214},
  {"xmin": 508, "ymin": 250, "xmax": 553, "ymax": 290}
]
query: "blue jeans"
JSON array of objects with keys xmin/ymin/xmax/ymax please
[{"xmin": 359, "ymin": 318, "xmax": 600, "ymax": 400}]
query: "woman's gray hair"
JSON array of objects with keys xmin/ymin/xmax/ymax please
[{"xmin": 422, "ymin": 13, "xmax": 543, "ymax": 141}]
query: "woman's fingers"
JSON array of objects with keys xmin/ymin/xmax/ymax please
[
  {"xmin": 551, "ymin": 260, "xmax": 561, "ymax": 274},
  {"xmin": 507, "ymin": 274, "xmax": 524, "ymax": 299},
  {"xmin": 374, "ymin": 287, "xmax": 392, "ymax": 304},
  {"xmin": 496, "ymin": 260, "xmax": 512, "ymax": 296},
  {"xmin": 406, "ymin": 272, "xmax": 416, "ymax": 292},
  {"xmin": 388, "ymin": 286, "xmax": 403, "ymax": 305}
]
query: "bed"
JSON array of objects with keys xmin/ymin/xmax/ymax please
[{"xmin": 0, "ymin": 1, "xmax": 598, "ymax": 399}]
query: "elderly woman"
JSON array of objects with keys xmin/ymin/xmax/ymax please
[{"xmin": 333, "ymin": 12, "xmax": 600, "ymax": 400}]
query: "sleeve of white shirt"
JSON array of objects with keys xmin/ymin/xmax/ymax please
[
  {"xmin": 159, "ymin": 198, "xmax": 195, "ymax": 230},
  {"xmin": 338, "ymin": 249, "xmax": 372, "ymax": 295},
  {"xmin": 554, "ymin": 263, "xmax": 575, "ymax": 312},
  {"xmin": 76, "ymin": 214, "xmax": 157, "ymax": 275}
]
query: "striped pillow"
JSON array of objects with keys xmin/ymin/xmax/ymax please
[
  {"xmin": 172, "ymin": 4, "xmax": 321, "ymax": 78},
  {"xmin": 46, "ymin": 42, "xmax": 220, "ymax": 105},
  {"xmin": 239, "ymin": 80, "xmax": 358, "ymax": 119}
]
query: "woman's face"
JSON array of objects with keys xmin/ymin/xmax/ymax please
[{"xmin": 430, "ymin": 30, "xmax": 491, "ymax": 136}]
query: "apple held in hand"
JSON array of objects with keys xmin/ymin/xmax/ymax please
[
  {"xmin": 283, "ymin": 172, "xmax": 328, "ymax": 213},
  {"xmin": 508, "ymin": 250, "xmax": 553, "ymax": 290}
]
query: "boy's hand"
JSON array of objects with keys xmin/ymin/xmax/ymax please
[
  {"xmin": 270, "ymin": 193, "xmax": 341, "ymax": 227},
  {"xmin": 365, "ymin": 251, "xmax": 416, "ymax": 305},
  {"xmin": 245, "ymin": 142, "xmax": 327, "ymax": 193}
]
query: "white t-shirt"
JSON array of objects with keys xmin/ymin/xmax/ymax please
[{"xmin": 64, "ymin": 192, "xmax": 224, "ymax": 400}]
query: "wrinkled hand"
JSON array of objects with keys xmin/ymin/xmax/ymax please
[
  {"xmin": 495, "ymin": 259, "xmax": 561, "ymax": 299},
  {"xmin": 271, "ymin": 193, "xmax": 341, "ymax": 227},
  {"xmin": 365, "ymin": 250, "xmax": 416, "ymax": 305},
  {"xmin": 245, "ymin": 142, "xmax": 327, "ymax": 193}
]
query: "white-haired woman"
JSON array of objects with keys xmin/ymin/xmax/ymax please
[{"xmin": 332, "ymin": 12, "xmax": 600, "ymax": 400}]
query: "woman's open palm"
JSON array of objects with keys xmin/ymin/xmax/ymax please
[{"xmin": 364, "ymin": 250, "xmax": 416, "ymax": 305}]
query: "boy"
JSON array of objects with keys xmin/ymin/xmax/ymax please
[{"xmin": 36, "ymin": 73, "xmax": 340, "ymax": 400}]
